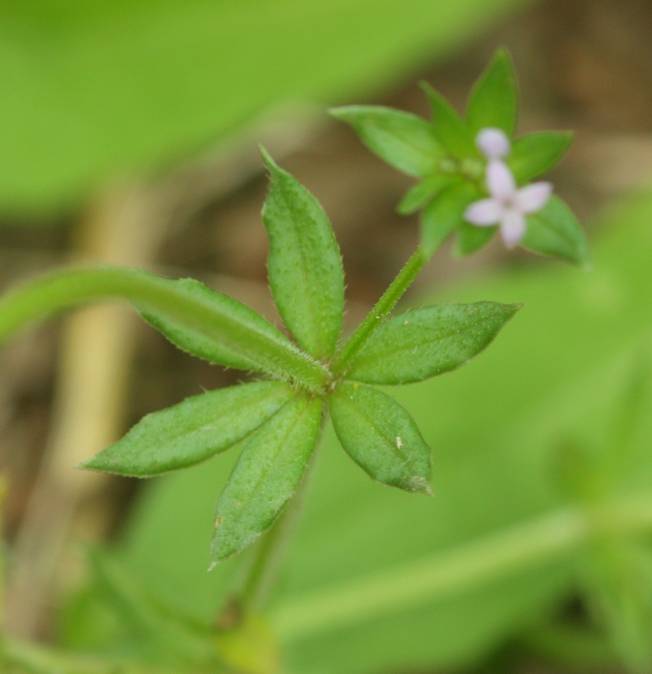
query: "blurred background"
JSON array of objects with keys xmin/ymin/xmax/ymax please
[{"xmin": 2, "ymin": 1, "xmax": 652, "ymax": 673}]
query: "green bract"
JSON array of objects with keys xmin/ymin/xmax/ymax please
[
  {"xmin": 332, "ymin": 48, "xmax": 587, "ymax": 264},
  {"xmin": 0, "ymin": 153, "xmax": 518, "ymax": 565}
]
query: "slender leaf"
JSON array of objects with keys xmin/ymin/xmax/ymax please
[
  {"xmin": 210, "ymin": 395, "xmax": 323, "ymax": 563},
  {"xmin": 523, "ymin": 196, "xmax": 589, "ymax": 265},
  {"xmin": 344, "ymin": 303, "xmax": 519, "ymax": 385},
  {"xmin": 139, "ymin": 276, "xmax": 327, "ymax": 388},
  {"xmin": 456, "ymin": 221, "xmax": 496, "ymax": 255},
  {"xmin": 421, "ymin": 83, "xmax": 476, "ymax": 158},
  {"xmin": 0, "ymin": 267, "xmax": 329, "ymax": 393},
  {"xmin": 397, "ymin": 174, "xmax": 455, "ymax": 215},
  {"xmin": 330, "ymin": 383, "xmax": 431, "ymax": 493},
  {"xmin": 509, "ymin": 131, "xmax": 573, "ymax": 184},
  {"xmin": 261, "ymin": 150, "xmax": 344, "ymax": 360},
  {"xmin": 83, "ymin": 381, "xmax": 294, "ymax": 477},
  {"xmin": 420, "ymin": 180, "xmax": 480, "ymax": 255},
  {"xmin": 331, "ymin": 105, "xmax": 442, "ymax": 177},
  {"xmin": 466, "ymin": 49, "xmax": 518, "ymax": 136}
]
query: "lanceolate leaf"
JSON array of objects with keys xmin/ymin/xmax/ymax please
[
  {"xmin": 261, "ymin": 151, "xmax": 344, "ymax": 360},
  {"xmin": 420, "ymin": 180, "xmax": 480, "ymax": 255},
  {"xmin": 523, "ymin": 196, "xmax": 589, "ymax": 266},
  {"xmin": 344, "ymin": 303, "xmax": 519, "ymax": 385},
  {"xmin": 83, "ymin": 381, "xmax": 294, "ymax": 477},
  {"xmin": 330, "ymin": 383, "xmax": 431, "ymax": 493},
  {"xmin": 0, "ymin": 267, "xmax": 329, "ymax": 393},
  {"xmin": 421, "ymin": 83, "xmax": 476, "ymax": 158},
  {"xmin": 397, "ymin": 174, "xmax": 455, "ymax": 216},
  {"xmin": 456, "ymin": 221, "xmax": 496, "ymax": 256},
  {"xmin": 139, "ymin": 276, "xmax": 328, "ymax": 389},
  {"xmin": 331, "ymin": 105, "xmax": 442, "ymax": 177},
  {"xmin": 466, "ymin": 49, "xmax": 518, "ymax": 136},
  {"xmin": 210, "ymin": 395, "xmax": 323, "ymax": 563},
  {"xmin": 509, "ymin": 131, "xmax": 573, "ymax": 184}
]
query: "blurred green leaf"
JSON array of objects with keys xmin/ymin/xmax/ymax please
[
  {"xmin": 210, "ymin": 395, "xmax": 323, "ymax": 564},
  {"xmin": 466, "ymin": 49, "xmax": 518, "ymax": 136},
  {"xmin": 509, "ymin": 131, "xmax": 573, "ymax": 184},
  {"xmin": 330, "ymin": 382, "xmax": 431, "ymax": 493},
  {"xmin": 330, "ymin": 106, "xmax": 441, "ymax": 177},
  {"xmin": 261, "ymin": 150, "xmax": 344, "ymax": 360},
  {"xmin": 397, "ymin": 174, "xmax": 454, "ymax": 215},
  {"xmin": 582, "ymin": 541, "xmax": 652, "ymax": 673},
  {"xmin": 421, "ymin": 83, "xmax": 476, "ymax": 158},
  {"xmin": 420, "ymin": 180, "xmax": 479, "ymax": 254},
  {"xmin": 0, "ymin": 0, "xmax": 525, "ymax": 211},
  {"xmin": 344, "ymin": 303, "xmax": 519, "ymax": 385},
  {"xmin": 456, "ymin": 220, "xmax": 496, "ymax": 255},
  {"xmin": 523, "ymin": 196, "xmax": 589, "ymax": 265},
  {"xmin": 83, "ymin": 382, "xmax": 293, "ymax": 477}
]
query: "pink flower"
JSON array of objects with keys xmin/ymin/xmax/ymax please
[
  {"xmin": 465, "ymin": 130, "xmax": 552, "ymax": 248},
  {"xmin": 476, "ymin": 128, "xmax": 511, "ymax": 160}
]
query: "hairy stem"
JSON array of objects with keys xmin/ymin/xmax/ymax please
[
  {"xmin": 0, "ymin": 266, "xmax": 328, "ymax": 393},
  {"xmin": 272, "ymin": 496, "xmax": 652, "ymax": 641},
  {"xmin": 332, "ymin": 247, "xmax": 428, "ymax": 375}
]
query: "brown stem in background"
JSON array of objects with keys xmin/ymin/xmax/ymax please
[{"xmin": 5, "ymin": 183, "xmax": 162, "ymax": 637}]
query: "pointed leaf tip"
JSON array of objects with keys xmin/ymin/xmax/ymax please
[{"xmin": 261, "ymin": 155, "xmax": 344, "ymax": 359}]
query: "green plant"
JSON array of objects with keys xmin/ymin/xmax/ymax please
[{"xmin": 0, "ymin": 50, "xmax": 588, "ymax": 673}]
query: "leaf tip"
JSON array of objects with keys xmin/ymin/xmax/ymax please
[
  {"xmin": 328, "ymin": 106, "xmax": 348, "ymax": 120},
  {"xmin": 259, "ymin": 144, "xmax": 278, "ymax": 173},
  {"xmin": 407, "ymin": 475, "xmax": 433, "ymax": 495}
]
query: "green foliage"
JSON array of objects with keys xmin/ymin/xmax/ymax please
[
  {"xmin": 330, "ymin": 106, "xmax": 441, "ymax": 177},
  {"xmin": 74, "ymin": 192, "xmax": 651, "ymax": 674},
  {"xmin": 261, "ymin": 149, "xmax": 344, "ymax": 360},
  {"xmin": 466, "ymin": 49, "xmax": 518, "ymax": 136},
  {"xmin": 210, "ymin": 395, "xmax": 323, "ymax": 563},
  {"xmin": 397, "ymin": 174, "xmax": 453, "ymax": 215},
  {"xmin": 330, "ymin": 383, "xmax": 431, "ymax": 493},
  {"xmin": 344, "ymin": 303, "xmax": 519, "ymax": 385},
  {"xmin": 139, "ymin": 277, "xmax": 315, "ymax": 377},
  {"xmin": 421, "ymin": 83, "xmax": 476, "ymax": 157},
  {"xmin": 0, "ymin": 0, "xmax": 524, "ymax": 211},
  {"xmin": 509, "ymin": 131, "xmax": 573, "ymax": 183},
  {"xmin": 420, "ymin": 180, "xmax": 480, "ymax": 255},
  {"xmin": 523, "ymin": 195, "xmax": 589, "ymax": 265},
  {"xmin": 334, "ymin": 49, "xmax": 585, "ymax": 263},
  {"xmin": 0, "ymin": 148, "xmax": 518, "ymax": 566},
  {"xmin": 456, "ymin": 220, "xmax": 496, "ymax": 255},
  {"xmin": 83, "ymin": 382, "xmax": 294, "ymax": 477},
  {"xmin": 0, "ymin": 268, "xmax": 329, "ymax": 393}
]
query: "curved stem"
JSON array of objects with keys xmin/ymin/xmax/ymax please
[
  {"xmin": 0, "ymin": 266, "xmax": 328, "ymax": 393},
  {"xmin": 332, "ymin": 247, "xmax": 428, "ymax": 376},
  {"xmin": 272, "ymin": 496, "xmax": 652, "ymax": 641}
]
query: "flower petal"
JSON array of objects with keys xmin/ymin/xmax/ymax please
[
  {"xmin": 486, "ymin": 160, "xmax": 516, "ymax": 199},
  {"xmin": 516, "ymin": 182, "xmax": 552, "ymax": 214},
  {"xmin": 464, "ymin": 198, "xmax": 502, "ymax": 226},
  {"xmin": 476, "ymin": 128, "xmax": 511, "ymax": 160},
  {"xmin": 500, "ymin": 210, "xmax": 526, "ymax": 249}
]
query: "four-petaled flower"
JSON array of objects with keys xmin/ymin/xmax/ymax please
[{"xmin": 465, "ymin": 128, "xmax": 552, "ymax": 249}]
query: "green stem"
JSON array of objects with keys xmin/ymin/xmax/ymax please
[
  {"xmin": 0, "ymin": 637, "xmax": 182, "ymax": 674},
  {"xmin": 0, "ymin": 266, "xmax": 328, "ymax": 393},
  {"xmin": 332, "ymin": 247, "xmax": 428, "ymax": 375},
  {"xmin": 271, "ymin": 496, "xmax": 652, "ymax": 641}
]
